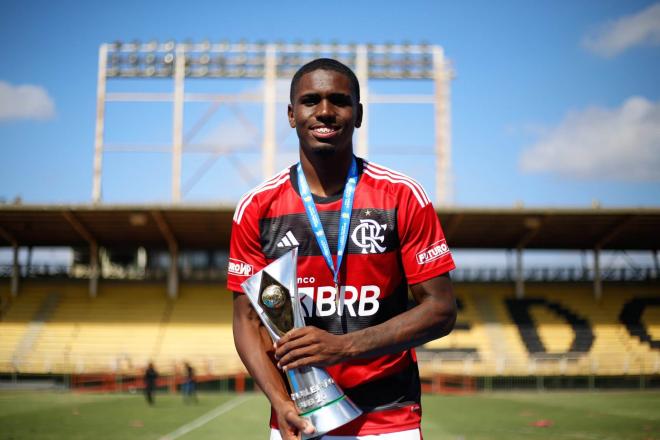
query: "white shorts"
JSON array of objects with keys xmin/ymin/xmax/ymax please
[{"xmin": 269, "ymin": 428, "xmax": 422, "ymax": 440}]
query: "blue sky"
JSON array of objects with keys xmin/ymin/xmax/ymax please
[{"xmin": 1, "ymin": 0, "xmax": 659, "ymax": 207}]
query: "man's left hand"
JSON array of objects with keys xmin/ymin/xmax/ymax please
[{"xmin": 274, "ymin": 327, "xmax": 351, "ymax": 370}]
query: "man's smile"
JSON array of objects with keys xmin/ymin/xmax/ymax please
[{"xmin": 311, "ymin": 125, "xmax": 340, "ymax": 139}]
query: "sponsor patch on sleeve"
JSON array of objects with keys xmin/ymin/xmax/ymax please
[
  {"xmin": 228, "ymin": 258, "xmax": 253, "ymax": 277},
  {"xmin": 416, "ymin": 240, "xmax": 450, "ymax": 265}
]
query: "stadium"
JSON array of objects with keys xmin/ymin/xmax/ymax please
[{"xmin": 2, "ymin": 35, "xmax": 660, "ymax": 440}]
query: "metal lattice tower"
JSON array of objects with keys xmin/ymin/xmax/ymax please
[{"xmin": 92, "ymin": 40, "xmax": 452, "ymax": 204}]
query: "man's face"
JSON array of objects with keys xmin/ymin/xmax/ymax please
[{"xmin": 288, "ymin": 69, "xmax": 362, "ymax": 157}]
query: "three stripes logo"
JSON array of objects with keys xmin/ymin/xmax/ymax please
[{"xmin": 277, "ymin": 230, "xmax": 300, "ymax": 248}]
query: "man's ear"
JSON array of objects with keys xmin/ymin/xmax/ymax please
[
  {"xmin": 355, "ymin": 103, "xmax": 363, "ymax": 128},
  {"xmin": 287, "ymin": 104, "xmax": 295, "ymax": 128}
]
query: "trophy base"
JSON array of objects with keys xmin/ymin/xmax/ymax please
[{"xmin": 300, "ymin": 395, "xmax": 362, "ymax": 440}]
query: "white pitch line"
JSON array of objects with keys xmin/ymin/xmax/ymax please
[{"xmin": 158, "ymin": 394, "xmax": 253, "ymax": 440}]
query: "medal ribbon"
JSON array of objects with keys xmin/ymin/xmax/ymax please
[{"xmin": 297, "ymin": 157, "xmax": 357, "ymax": 287}]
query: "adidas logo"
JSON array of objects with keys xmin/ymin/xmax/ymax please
[{"xmin": 277, "ymin": 231, "xmax": 300, "ymax": 248}]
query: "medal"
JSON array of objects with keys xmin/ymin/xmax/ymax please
[{"xmin": 297, "ymin": 157, "xmax": 357, "ymax": 314}]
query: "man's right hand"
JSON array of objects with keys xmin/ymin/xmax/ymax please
[{"xmin": 275, "ymin": 401, "xmax": 315, "ymax": 440}]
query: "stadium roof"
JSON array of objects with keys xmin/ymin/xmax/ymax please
[{"xmin": 0, "ymin": 204, "xmax": 659, "ymax": 251}]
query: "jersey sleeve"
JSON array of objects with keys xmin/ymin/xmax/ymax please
[
  {"xmin": 226, "ymin": 200, "xmax": 267, "ymax": 293},
  {"xmin": 397, "ymin": 190, "xmax": 455, "ymax": 285}
]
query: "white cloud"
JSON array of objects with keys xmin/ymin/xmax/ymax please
[
  {"xmin": 0, "ymin": 80, "xmax": 56, "ymax": 121},
  {"xmin": 582, "ymin": 2, "xmax": 660, "ymax": 57},
  {"xmin": 519, "ymin": 97, "xmax": 660, "ymax": 181}
]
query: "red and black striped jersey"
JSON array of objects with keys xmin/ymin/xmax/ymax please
[{"xmin": 228, "ymin": 157, "xmax": 455, "ymax": 436}]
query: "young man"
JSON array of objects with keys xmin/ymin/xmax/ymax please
[{"xmin": 229, "ymin": 58, "xmax": 457, "ymax": 440}]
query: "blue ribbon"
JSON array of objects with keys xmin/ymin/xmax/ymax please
[{"xmin": 297, "ymin": 157, "xmax": 358, "ymax": 286}]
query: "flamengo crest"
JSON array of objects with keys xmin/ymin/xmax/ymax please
[{"xmin": 351, "ymin": 219, "xmax": 387, "ymax": 254}]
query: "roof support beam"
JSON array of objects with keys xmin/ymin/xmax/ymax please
[
  {"xmin": 591, "ymin": 216, "xmax": 636, "ymax": 301},
  {"xmin": 0, "ymin": 226, "xmax": 20, "ymax": 296},
  {"xmin": 151, "ymin": 210, "xmax": 179, "ymax": 298},
  {"xmin": 596, "ymin": 215, "xmax": 636, "ymax": 249},
  {"xmin": 0, "ymin": 225, "xmax": 17, "ymax": 247},
  {"xmin": 513, "ymin": 217, "xmax": 546, "ymax": 299},
  {"xmin": 515, "ymin": 247, "xmax": 524, "ymax": 299},
  {"xmin": 593, "ymin": 247, "xmax": 602, "ymax": 301},
  {"xmin": 517, "ymin": 216, "xmax": 544, "ymax": 249},
  {"xmin": 10, "ymin": 244, "xmax": 20, "ymax": 297},
  {"xmin": 62, "ymin": 211, "xmax": 99, "ymax": 297}
]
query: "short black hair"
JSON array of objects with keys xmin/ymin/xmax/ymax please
[{"xmin": 289, "ymin": 58, "xmax": 361, "ymax": 104}]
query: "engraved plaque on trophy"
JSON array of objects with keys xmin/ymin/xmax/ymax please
[{"xmin": 241, "ymin": 248, "xmax": 362, "ymax": 439}]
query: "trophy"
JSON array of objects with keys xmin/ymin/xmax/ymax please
[{"xmin": 241, "ymin": 248, "xmax": 362, "ymax": 439}]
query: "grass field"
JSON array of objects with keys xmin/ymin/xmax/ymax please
[{"xmin": 1, "ymin": 390, "xmax": 659, "ymax": 440}]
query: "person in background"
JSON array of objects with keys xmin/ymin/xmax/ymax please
[
  {"xmin": 144, "ymin": 361, "xmax": 158, "ymax": 406},
  {"xmin": 182, "ymin": 361, "xmax": 198, "ymax": 403}
]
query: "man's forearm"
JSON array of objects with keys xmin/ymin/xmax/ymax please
[
  {"xmin": 232, "ymin": 293, "xmax": 291, "ymax": 408},
  {"xmin": 344, "ymin": 291, "xmax": 456, "ymax": 359},
  {"xmin": 274, "ymin": 275, "xmax": 457, "ymax": 370}
]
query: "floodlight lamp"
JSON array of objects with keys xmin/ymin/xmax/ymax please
[
  {"xmin": 163, "ymin": 53, "xmax": 174, "ymax": 64},
  {"xmin": 145, "ymin": 53, "xmax": 157, "ymax": 65},
  {"xmin": 199, "ymin": 54, "xmax": 211, "ymax": 65},
  {"xmin": 128, "ymin": 53, "xmax": 139, "ymax": 66},
  {"xmin": 146, "ymin": 40, "xmax": 158, "ymax": 51},
  {"xmin": 164, "ymin": 40, "xmax": 175, "ymax": 51},
  {"xmin": 212, "ymin": 54, "xmax": 226, "ymax": 66},
  {"xmin": 194, "ymin": 66, "xmax": 209, "ymax": 77}
]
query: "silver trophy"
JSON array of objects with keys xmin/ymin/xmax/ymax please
[{"xmin": 241, "ymin": 248, "xmax": 362, "ymax": 439}]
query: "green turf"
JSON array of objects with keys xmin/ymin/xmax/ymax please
[{"xmin": 0, "ymin": 390, "xmax": 658, "ymax": 439}]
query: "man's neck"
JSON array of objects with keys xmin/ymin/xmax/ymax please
[{"xmin": 299, "ymin": 148, "xmax": 354, "ymax": 197}]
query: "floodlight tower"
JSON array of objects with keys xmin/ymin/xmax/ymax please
[{"xmin": 92, "ymin": 40, "xmax": 452, "ymax": 205}]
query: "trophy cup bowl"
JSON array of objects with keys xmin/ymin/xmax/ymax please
[{"xmin": 241, "ymin": 248, "xmax": 362, "ymax": 439}]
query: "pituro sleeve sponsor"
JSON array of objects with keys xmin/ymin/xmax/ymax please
[
  {"xmin": 398, "ymin": 194, "xmax": 455, "ymax": 285},
  {"xmin": 227, "ymin": 202, "xmax": 267, "ymax": 293},
  {"xmin": 416, "ymin": 239, "xmax": 450, "ymax": 265},
  {"xmin": 228, "ymin": 258, "xmax": 254, "ymax": 277}
]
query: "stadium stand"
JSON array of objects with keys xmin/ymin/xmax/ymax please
[
  {"xmin": 157, "ymin": 284, "xmax": 243, "ymax": 375},
  {"xmin": 418, "ymin": 283, "xmax": 660, "ymax": 377},
  {"xmin": 2, "ymin": 280, "xmax": 657, "ymax": 381},
  {"xmin": 0, "ymin": 281, "xmax": 243, "ymax": 376}
]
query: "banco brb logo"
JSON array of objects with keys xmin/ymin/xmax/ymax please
[{"xmin": 351, "ymin": 219, "xmax": 387, "ymax": 254}]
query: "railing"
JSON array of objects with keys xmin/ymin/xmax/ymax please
[
  {"xmin": 3, "ymin": 350, "xmax": 659, "ymax": 379},
  {"xmin": 1, "ymin": 265, "xmax": 658, "ymax": 283},
  {"xmin": 415, "ymin": 350, "xmax": 660, "ymax": 377},
  {"xmin": 451, "ymin": 267, "xmax": 658, "ymax": 282}
]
